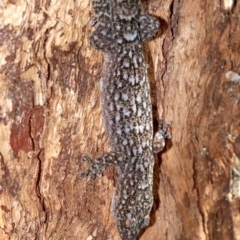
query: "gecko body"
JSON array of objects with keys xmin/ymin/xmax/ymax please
[{"xmin": 82, "ymin": 1, "xmax": 171, "ymax": 239}]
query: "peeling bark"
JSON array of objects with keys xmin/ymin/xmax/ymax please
[{"xmin": 0, "ymin": 0, "xmax": 239, "ymax": 240}]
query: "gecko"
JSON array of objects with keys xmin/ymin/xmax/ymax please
[{"xmin": 81, "ymin": 0, "xmax": 171, "ymax": 239}]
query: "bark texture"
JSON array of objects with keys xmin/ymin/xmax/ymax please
[{"xmin": 0, "ymin": 0, "xmax": 239, "ymax": 240}]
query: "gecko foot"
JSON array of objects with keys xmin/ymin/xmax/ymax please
[
  {"xmin": 80, "ymin": 151, "xmax": 127, "ymax": 181},
  {"xmin": 153, "ymin": 119, "xmax": 171, "ymax": 153},
  {"xmin": 80, "ymin": 155, "xmax": 106, "ymax": 181}
]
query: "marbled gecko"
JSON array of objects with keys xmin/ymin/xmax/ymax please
[{"xmin": 81, "ymin": 0, "xmax": 171, "ymax": 239}]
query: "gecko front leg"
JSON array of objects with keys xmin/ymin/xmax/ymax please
[{"xmin": 81, "ymin": 151, "xmax": 127, "ymax": 180}]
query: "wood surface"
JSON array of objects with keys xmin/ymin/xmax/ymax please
[{"xmin": 0, "ymin": 0, "xmax": 239, "ymax": 239}]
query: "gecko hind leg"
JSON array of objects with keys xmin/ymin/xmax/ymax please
[
  {"xmin": 153, "ymin": 119, "xmax": 171, "ymax": 154},
  {"xmin": 80, "ymin": 151, "xmax": 126, "ymax": 181}
]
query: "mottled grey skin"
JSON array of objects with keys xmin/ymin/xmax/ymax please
[{"xmin": 81, "ymin": 1, "xmax": 171, "ymax": 239}]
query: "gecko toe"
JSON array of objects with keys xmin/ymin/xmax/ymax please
[
  {"xmin": 82, "ymin": 156, "xmax": 93, "ymax": 163},
  {"xmin": 97, "ymin": 172, "xmax": 103, "ymax": 178},
  {"xmin": 164, "ymin": 133, "xmax": 172, "ymax": 139},
  {"xmin": 90, "ymin": 173, "xmax": 96, "ymax": 181},
  {"xmin": 80, "ymin": 170, "xmax": 90, "ymax": 178}
]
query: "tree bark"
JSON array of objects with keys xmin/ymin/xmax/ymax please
[{"xmin": 0, "ymin": 0, "xmax": 239, "ymax": 240}]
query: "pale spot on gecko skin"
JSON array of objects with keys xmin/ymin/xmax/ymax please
[
  {"xmin": 109, "ymin": 102, "xmax": 114, "ymax": 111},
  {"xmin": 137, "ymin": 108, "xmax": 142, "ymax": 117},
  {"xmin": 145, "ymin": 194, "xmax": 150, "ymax": 199},
  {"xmin": 132, "ymin": 147, "xmax": 137, "ymax": 155},
  {"xmin": 140, "ymin": 79, "xmax": 147, "ymax": 87},
  {"xmin": 117, "ymin": 129, "xmax": 122, "ymax": 135},
  {"xmin": 133, "ymin": 55, "xmax": 138, "ymax": 68},
  {"xmin": 139, "ymin": 182, "xmax": 148, "ymax": 190},
  {"xmin": 122, "ymin": 93, "xmax": 128, "ymax": 101},
  {"xmin": 101, "ymin": 30, "xmax": 107, "ymax": 35},
  {"xmin": 137, "ymin": 164, "xmax": 144, "ymax": 172},
  {"xmin": 128, "ymin": 172, "xmax": 132, "ymax": 178},
  {"xmin": 116, "ymin": 113, "xmax": 120, "ymax": 122},
  {"xmin": 117, "ymin": 38, "xmax": 123, "ymax": 44},
  {"xmin": 138, "ymin": 146, "xmax": 143, "ymax": 154},
  {"xmin": 123, "ymin": 60, "xmax": 130, "ymax": 67},
  {"xmin": 129, "ymin": 123, "xmax": 134, "ymax": 130},
  {"xmin": 129, "ymin": 180, "xmax": 134, "ymax": 186},
  {"xmin": 135, "ymin": 73, "xmax": 141, "ymax": 84},
  {"xmin": 114, "ymin": 92, "xmax": 120, "ymax": 101},
  {"xmin": 126, "ymin": 26, "xmax": 131, "ymax": 31},
  {"xmin": 131, "ymin": 190, "xmax": 136, "ymax": 195},
  {"xmin": 143, "ymin": 101, "xmax": 147, "ymax": 109},
  {"xmin": 123, "ymin": 109, "xmax": 130, "ymax": 117},
  {"xmin": 123, "ymin": 30, "xmax": 138, "ymax": 41},
  {"xmin": 129, "ymin": 139, "xmax": 134, "ymax": 146},
  {"xmin": 117, "ymin": 82, "xmax": 123, "ymax": 88},
  {"xmin": 129, "ymin": 50, "xmax": 133, "ymax": 58},
  {"xmin": 144, "ymin": 162, "xmax": 149, "ymax": 168},
  {"xmin": 129, "ymin": 75, "xmax": 135, "ymax": 85},
  {"xmin": 132, "ymin": 103, "xmax": 137, "ymax": 113},
  {"xmin": 123, "ymin": 71, "xmax": 128, "ymax": 80},
  {"xmin": 136, "ymin": 94, "xmax": 141, "ymax": 102},
  {"xmin": 135, "ymin": 124, "xmax": 144, "ymax": 133},
  {"xmin": 109, "ymin": 86, "xmax": 114, "ymax": 93},
  {"xmin": 116, "ymin": 104, "xmax": 121, "ymax": 111}
]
